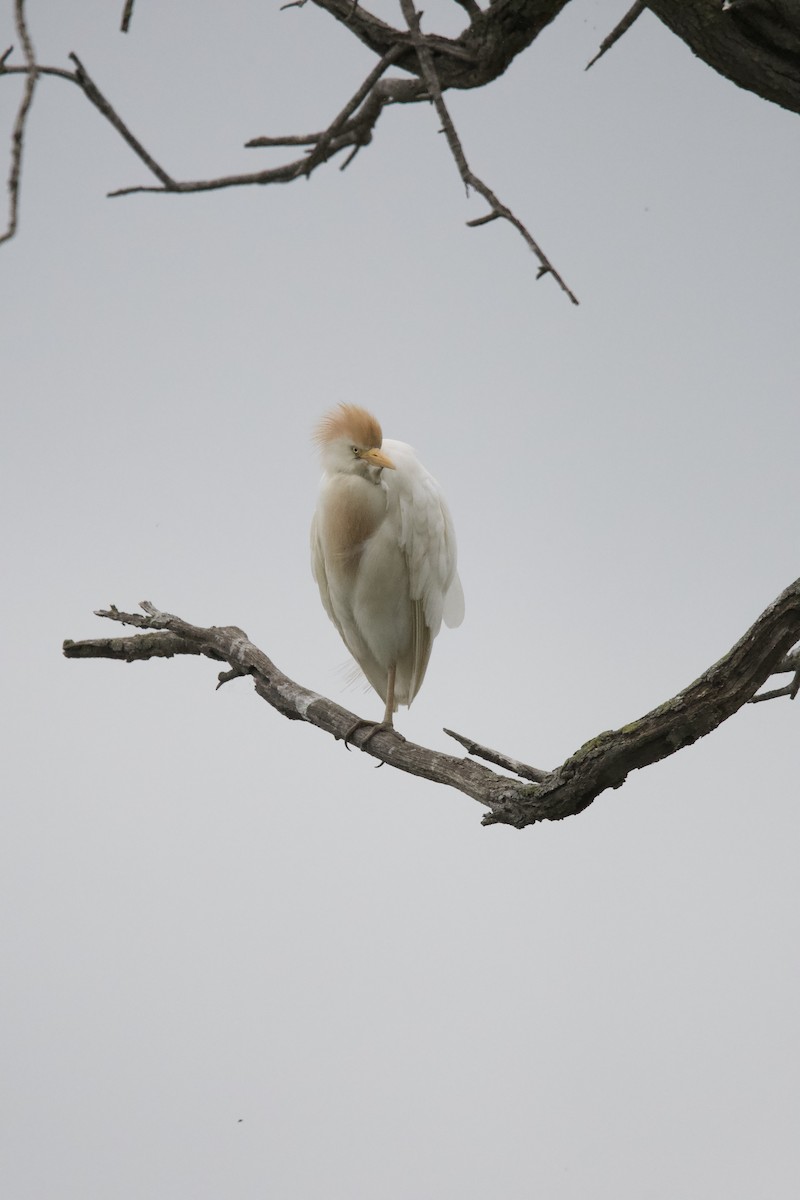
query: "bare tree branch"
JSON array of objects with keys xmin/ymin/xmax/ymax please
[
  {"xmin": 309, "ymin": 0, "xmax": 572, "ymax": 89},
  {"xmin": 0, "ymin": 0, "xmax": 38, "ymax": 247},
  {"xmin": 749, "ymin": 648, "xmax": 800, "ymax": 702},
  {"xmin": 120, "ymin": 0, "xmax": 136, "ymax": 35},
  {"xmin": 766, "ymin": 649, "xmax": 800, "ymax": 675},
  {"xmin": 750, "ymin": 678, "xmax": 800, "ymax": 703},
  {"xmin": 443, "ymin": 728, "xmax": 549, "ymax": 782},
  {"xmin": 68, "ymin": 53, "xmax": 175, "ymax": 189},
  {"xmin": 753, "ymin": 648, "xmax": 800, "ymax": 700},
  {"xmin": 65, "ymin": 601, "xmax": 509, "ymax": 812},
  {"xmin": 3, "ymin": 0, "xmax": 800, "ymax": 276},
  {"xmin": 63, "ymin": 580, "xmax": 800, "ymax": 828},
  {"xmin": 246, "ymin": 44, "xmax": 415, "ymax": 174},
  {"xmin": 0, "ymin": 5, "xmax": 576, "ymax": 296},
  {"xmin": 586, "ymin": 2, "xmax": 646, "ymax": 70},
  {"xmin": 0, "ymin": 46, "xmax": 423, "ymax": 199},
  {"xmin": 0, "ymin": 54, "xmax": 176, "ymax": 190},
  {"xmin": 647, "ymin": 0, "xmax": 800, "ymax": 117},
  {"xmin": 108, "ymin": 68, "xmax": 426, "ymax": 196},
  {"xmin": 63, "ymin": 629, "xmax": 205, "ymax": 663},
  {"xmin": 451, "ymin": 0, "xmax": 483, "ymax": 19},
  {"xmin": 399, "ymin": 0, "xmax": 579, "ymax": 304}
]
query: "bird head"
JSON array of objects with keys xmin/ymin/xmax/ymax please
[{"xmin": 314, "ymin": 404, "xmax": 396, "ymax": 477}]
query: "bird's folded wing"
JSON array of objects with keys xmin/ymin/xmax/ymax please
[
  {"xmin": 310, "ymin": 514, "xmax": 338, "ymax": 630},
  {"xmin": 381, "ymin": 439, "xmax": 464, "ymax": 636}
]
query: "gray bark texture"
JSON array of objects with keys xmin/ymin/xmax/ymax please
[{"xmin": 647, "ymin": 0, "xmax": 800, "ymax": 115}]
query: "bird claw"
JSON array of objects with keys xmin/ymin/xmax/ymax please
[{"xmin": 342, "ymin": 718, "xmax": 405, "ymax": 751}]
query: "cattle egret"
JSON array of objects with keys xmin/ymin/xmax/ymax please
[{"xmin": 311, "ymin": 404, "xmax": 464, "ymax": 732}]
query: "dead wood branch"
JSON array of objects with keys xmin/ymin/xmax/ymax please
[
  {"xmin": 68, "ymin": 53, "xmax": 176, "ymax": 188},
  {"xmin": 648, "ymin": 0, "xmax": 800, "ymax": 117},
  {"xmin": 3, "ymin": 0, "xmax": 799, "ymax": 279},
  {"xmin": 308, "ymin": 0, "xmax": 571, "ymax": 90},
  {"xmin": 245, "ymin": 46, "xmax": 419, "ymax": 176},
  {"xmin": 749, "ymin": 648, "xmax": 800, "ymax": 703},
  {"xmin": 443, "ymin": 728, "xmax": 549, "ymax": 782},
  {"xmin": 0, "ymin": 55, "xmax": 176, "ymax": 191},
  {"xmin": 120, "ymin": 1, "xmax": 136, "ymax": 35},
  {"xmin": 0, "ymin": 4, "xmax": 576, "ymax": 295},
  {"xmin": 399, "ymin": 0, "xmax": 578, "ymax": 304},
  {"xmin": 63, "ymin": 580, "xmax": 800, "ymax": 828},
  {"xmin": 0, "ymin": 0, "xmax": 38, "ymax": 247},
  {"xmin": 586, "ymin": 2, "xmax": 646, "ymax": 70}
]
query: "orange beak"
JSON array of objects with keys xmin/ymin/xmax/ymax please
[{"xmin": 362, "ymin": 447, "xmax": 395, "ymax": 470}]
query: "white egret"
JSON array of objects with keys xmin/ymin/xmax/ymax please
[{"xmin": 311, "ymin": 404, "xmax": 464, "ymax": 731}]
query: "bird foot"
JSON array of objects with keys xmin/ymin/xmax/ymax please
[{"xmin": 343, "ymin": 718, "xmax": 406, "ymax": 751}]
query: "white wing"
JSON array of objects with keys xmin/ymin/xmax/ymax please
[{"xmin": 381, "ymin": 439, "xmax": 464, "ymax": 638}]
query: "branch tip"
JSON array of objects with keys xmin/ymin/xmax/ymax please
[
  {"xmin": 120, "ymin": 0, "xmax": 136, "ymax": 34},
  {"xmin": 466, "ymin": 211, "xmax": 499, "ymax": 228},
  {"xmin": 444, "ymin": 728, "xmax": 548, "ymax": 783},
  {"xmin": 585, "ymin": 1, "xmax": 646, "ymax": 71},
  {"xmin": 398, "ymin": 0, "xmax": 578, "ymax": 303}
]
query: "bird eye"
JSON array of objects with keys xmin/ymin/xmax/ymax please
[{"xmin": 351, "ymin": 446, "xmax": 360, "ymax": 456}]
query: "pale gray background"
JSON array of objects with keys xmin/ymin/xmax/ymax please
[{"xmin": 2, "ymin": 2, "xmax": 799, "ymax": 1197}]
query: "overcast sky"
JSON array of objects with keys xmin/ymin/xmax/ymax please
[{"xmin": 2, "ymin": 2, "xmax": 799, "ymax": 1197}]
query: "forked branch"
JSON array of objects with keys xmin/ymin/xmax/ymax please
[{"xmin": 63, "ymin": 579, "xmax": 800, "ymax": 828}]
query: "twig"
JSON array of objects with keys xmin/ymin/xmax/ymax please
[
  {"xmin": 2, "ymin": 54, "xmax": 177, "ymax": 194},
  {"xmin": 750, "ymin": 680, "xmax": 799, "ymax": 703},
  {"xmin": 750, "ymin": 670, "xmax": 800, "ymax": 703},
  {"xmin": 750, "ymin": 649, "xmax": 800, "ymax": 701},
  {"xmin": 120, "ymin": 0, "xmax": 136, "ymax": 34},
  {"xmin": 444, "ymin": 728, "xmax": 548, "ymax": 782},
  {"xmin": 3, "ymin": 53, "xmax": 176, "ymax": 187},
  {"xmin": 245, "ymin": 132, "xmax": 319, "ymax": 149},
  {"xmin": 768, "ymin": 650, "xmax": 800, "ymax": 675},
  {"xmin": 68, "ymin": 53, "xmax": 176, "ymax": 189},
  {"xmin": 398, "ymin": 0, "xmax": 579, "ymax": 304},
  {"xmin": 450, "ymin": 0, "xmax": 482, "ymax": 18},
  {"xmin": 303, "ymin": 1, "xmax": 478, "ymax": 66},
  {"xmin": 0, "ymin": 53, "xmax": 350, "ymax": 199},
  {"xmin": 247, "ymin": 43, "xmax": 406, "ymax": 172},
  {"xmin": 111, "ymin": 62, "xmax": 424, "ymax": 197},
  {"xmin": 466, "ymin": 211, "xmax": 499, "ymax": 228},
  {"xmin": 0, "ymin": 1, "xmax": 38, "ymax": 247},
  {"xmin": 586, "ymin": 2, "xmax": 646, "ymax": 71},
  {"xmin": 306, "ymin": 44, "xmax": 404, "ymax": 169},
  {"xmin": 1, "ymin": 62, "xmax": 75, "ymax": 83}
]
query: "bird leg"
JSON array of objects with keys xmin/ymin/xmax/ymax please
[
  {"xmin": 383, "ymin": 663, "xmax": 396, "ymax": 728},
  {"xmin": 342, "ymin": 665, "xmax": 405, "ymax": 750}
]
